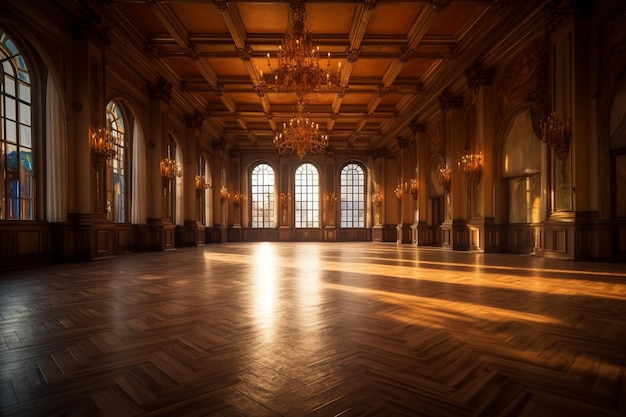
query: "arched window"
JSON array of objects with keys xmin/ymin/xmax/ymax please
[
  {"xmin": 340, "ymin": 163, "xmax": 365, "ymax": 228},
  {"xmin": 251, "ymin": 163, "xmax": 275, "ymax": 228},
  {"xmin": 106, "ymin": 101, "xmax": 127, "ymax": 223},
  {"xmin": 1, "ymin": 32, "xmax": 33, "ymax": 220},
  {"xmin": 294, "ymin": 163, "xmax": 319, "ymax": 228}
]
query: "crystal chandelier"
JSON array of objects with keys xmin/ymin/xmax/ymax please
[
  {"xmin": 260, "ymin": 0, "xmax": 342, "ymax": 98},
  {"xmin": 274, "ymin": 100, "xmax": 328, "ymax": 159}
]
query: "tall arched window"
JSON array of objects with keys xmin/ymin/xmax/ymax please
[
  {"xmin": 340, "ymin": 163, "xmax": 365, "ymax": 228},
  {"xmin": 106, "ymin": 101, "xmax": 127, "ymax": 223},
  {"xmin": 294, "ymin": 163, "xmax": 319, "ymax": 228},
  {"xmin": 251, "ymin": 163, "xmax": 275, "ymax": 228},
  {"xmin": 1, "ymin": 32, "xmax": 33, "ymax": 220}
]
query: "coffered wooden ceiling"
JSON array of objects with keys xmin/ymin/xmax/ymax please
[{"xmin": 95, "ymin": 0, "xmax": 545, "ymax": 154}]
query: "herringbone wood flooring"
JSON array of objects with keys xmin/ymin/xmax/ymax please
[{"xmin": 1, "ymin": 242, "xmax": 625, "ymax": 416}]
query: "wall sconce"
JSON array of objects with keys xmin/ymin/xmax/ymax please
[
  {"xmin": 91, "ymin": 126, "xmax": 116, "ymax": 163},
  {"xmin": 160, "ymin": 158, "xmax": 182, "ymax": 180},
  {"xmin": 195, "ymin": 175, "xmax": 211, "ymax": 191},
  {"xmin": 232, "ymin": 191, "xmax": 243, "ymax": 208},
  {"xmin": 438, "ymin": 166, "xmax": 451, "ymax": 191},
  {"xmin": 371, "ymin": 192, "xmax": 383, "ymax": 207},
  {"xmin": 541, "ymin": 111, "xmax": 570, "ymax": 159},
  {"xmin": 459, "ymin": 150, "xmax": 483, "ymax": 181},
  {"xmin": 407, "ymin": 178, "xmax": 418, "ymax": 199},
  {"xmin": 394, "ymin": 185, "xmax": 404, "ymax": 200},
  {"xmin": 326, "ymin": 192, "xmax": 337, "ymax": 207},
  {"xmin": 220, "ymin": 186, "xmax": 229, "ymax": 202}
]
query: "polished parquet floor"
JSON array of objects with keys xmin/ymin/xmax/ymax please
[{"xmin": 1, "ymin": 242, "xmax": 625, "ymax": 417}]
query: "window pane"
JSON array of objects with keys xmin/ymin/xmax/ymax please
[
  {"xmin": 340, "ymin": 163, "xmax": 365, "ymax": 228},
  {"xmin": 251, "ymin": 163, "xmax": 275, "ymax": 228},
  {"xmin": 5, "ymin": 97, "xmax": 16, "ymax": 120},
  {"xmin": 107, "ymin": 101, "xmax": 127, "ymax": 223},
  {"xmin": 294, "ymin": 163, "xmax": 319, "ymax": 228},
  {"xmin": 19, "ymin": 102, "xmax": 30, "ymax": 125}
]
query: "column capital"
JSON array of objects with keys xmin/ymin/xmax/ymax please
[
  {"xmin": 438, "ymin": 89, "xmax": 463, "ymax": 114},
  {"xmin": 71, "ymin": 16, "xmax": 110, "ymax": 49},
  {"xmin": 465, "ymin": 62, "xmax": 494, "ymax": 95},
  {"xmin": 184, "ymin": 111, "xmax": 205, "ymax": 129},
  {"xmin": 148, "ymin": 76, "xmax": 172, "ymax": 103}
]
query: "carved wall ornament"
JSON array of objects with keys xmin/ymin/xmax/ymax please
[
  {"xmin": 465, "ymin": 62, "xmax": 494, "ymax": 95},
  {"xmin": 144, "ymin": 43, "xmax": 160, "ymax": 59},
  {"xmin": 438, "ymin": 90, "xmax": 463, "ymax": 114},
  {"xmin": 184, "ymin": 111, "xmax": 205, "ymax": 129},
  {"xmin": 369, "ymin": 147, "xmax": 388, "ymax": 159},
  {"xmin": 397, "ymin": 136, "xmax": 409, "ymax": 148},
  {"xmin": 497, "ymin": 38, "xmax": 547, "ymax": 121},
  {"xmin": 443, "ymin": 44, "xmax": 460, "ymax": 60},
  {"xmin": 213, "ymin": 0, "xmax": 228, "ymax": 11},
  {"xmin": 236, "ymin": 45, "xmax": 252, "ymax": 61},
  {"xmin": 428, "ymin": 120, "xmax": 445, "ymax": 155},
  {"xmin": 399, "ymin": 46, "xmax": 416, "ymax": 63},
  {"xmin": 545, "ymin": 0, "xmax": 594, "ymax": 31},
  {"xmin": 337, "ymin": 85, "xmax": 348, "ymax": 98},
  {"xmin": 409, "ymin": 119, "xmax": 427, "ymax": 134},
  {"xmin": 211, "ymin": 138, "xmax": 226, "ymax": 150},
  {"xmin": 346, "ymin": 47, "xmax": 361, "ymax": 63},
  {"xmin": 431, "ymin": 0, "xmax": 451, "ymax": 13},
  {"xmin": 255, "ymin": 86, "xmax": 265, "ymax": 98},
  {"xmin": 147, "ymin": 77, "xmax": 172, "ymax": 103},
  {"xmin": 71, "ymin": 17, "xmax": 110, "ymax": 49},
  {"xmin": 183, "ymin": 44, "xmax": 200, "ymax": 61},
  {"xmin": 377, "ymin": 85, "xmax": 390, "ymax": 97},
  {"xmin": 212, "ymin": 83, "xmax": 226, "ymax": 96}
]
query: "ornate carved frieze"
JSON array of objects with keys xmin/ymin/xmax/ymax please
[
  {"xmin": 438, "ymin": 90, "xmax": 463, "ymax": 114},
  {"xmin": 71, "ymin": 17, "xmax": 110, "ymax": 49}
]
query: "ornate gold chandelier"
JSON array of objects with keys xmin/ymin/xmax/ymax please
[
  {"xmin": 261, "ymin": 0, "xmax": 342, "ymax": 98},
  {"xmin": 274, "ymin": 100, "xmax": 328, "ymax": 159}
]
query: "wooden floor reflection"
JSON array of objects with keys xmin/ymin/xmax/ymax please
[{"xmin": 1, "ymin": 242, "xmax": 625, "ymax": 416}]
